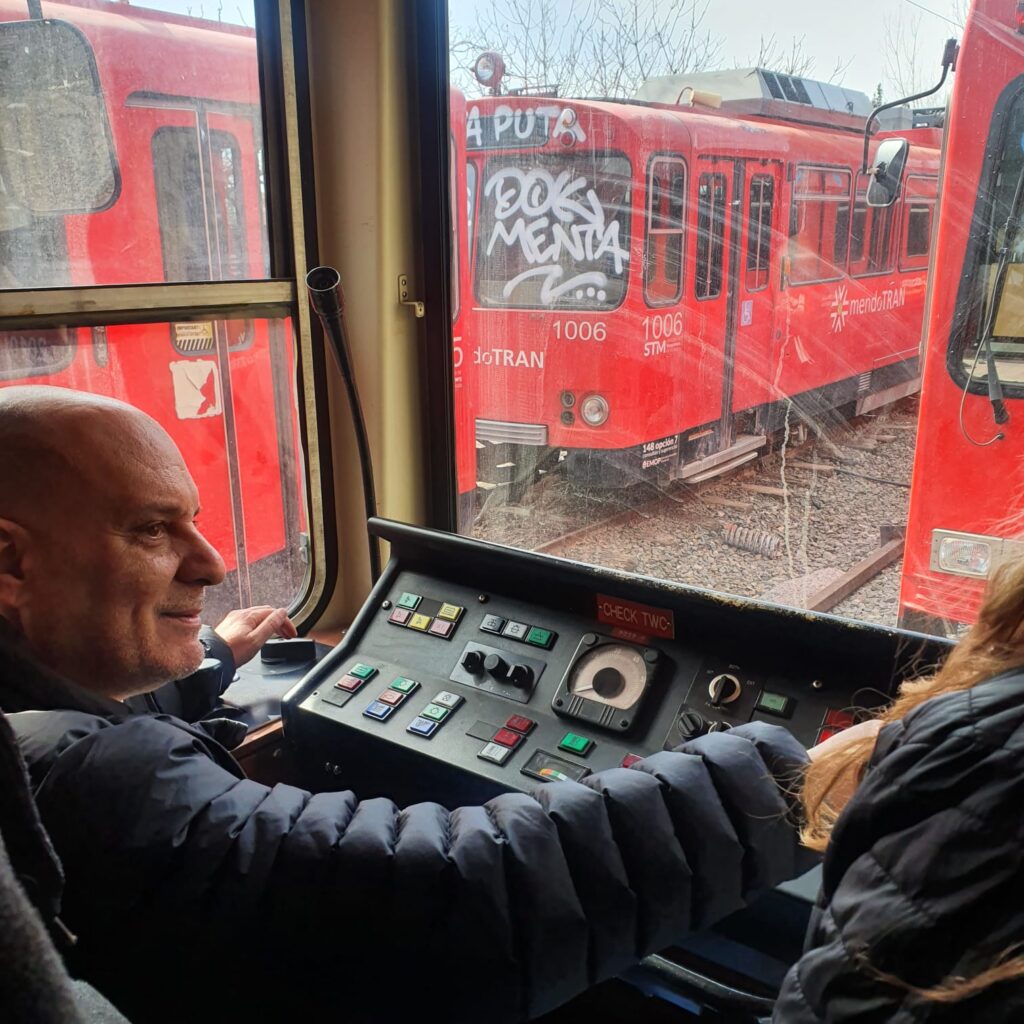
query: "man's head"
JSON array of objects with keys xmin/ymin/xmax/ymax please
[{"xmin": 0, "ymin": 386, "xmax": 226, "ymax": 699}]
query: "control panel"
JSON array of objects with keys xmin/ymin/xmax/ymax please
[{"xmin": 283, "ymin": 519, "xmax": 950, "ymax": 810}]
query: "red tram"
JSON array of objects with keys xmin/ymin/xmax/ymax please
[
  {"xmin": 899, "ymin": 0, "xmax": 1024, "ymax": 634},
  {"xmin": 463, "ymin": 75, "xmax": 941, "ymax": 487}
]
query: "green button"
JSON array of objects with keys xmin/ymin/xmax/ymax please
[
  {"xmin": 349, "ymin": 663, "xmax": 377, "ymax": 680},
  {"xmin": 397, "ymin": 592, "xmax": 421, "ymax": 610},
  {"xmin": 558, "ymin": 732, "xmax": 593, "ymax": 756},
  {"xmin": 390, "ymin": 677, "xmax": 419, "ymax": 694},
  {"xmin": 421, "ymin": 704, "xmax": 450, "ymax": 722},
  {"xmin": 526, "ymin": 626, "xmax": 555, "ymax": 648},
  {"xmin": 757, "ymin": 691, "xmax": 790, "ymax": 715}
]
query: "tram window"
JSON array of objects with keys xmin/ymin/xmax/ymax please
[
  {"xmin": 788, "ymin": 166, "xmax": 850, "ymax": 285},
  {"xmin": 954, "ymin": 83, "xmax": 1024, "ymax": 387},
  {"xmin": 849, "ymin": 175, "xmax": 895, "ymax": 277},
  {"xmin": 695, "ymin": 172, "xmax": 726, "ymax": 300},
  {"xmin": 746, "ymin": 174, "xmax": 774, "ymax": 291},
  {"xmin": 0, "ymin": 2, "xmax": 312, "ymax": 617},
  {"xmin": 152, "ymin": 128, "xmax": 249, "ymax": 284},
  {"xmin": 645, "ymin": 157, "xmax": 686, "ymax": 306},
  {"xmin": 900, "ymin": 175, "xmax": 938, "ymax": 271},
  {"xmin": 0, "ymin": 215, "xmax": 71, "ymax": 290},
  {"xmin": 474, "ymin": 151, "xmax": 631, "ymax": 310},
  {"xmin": 0, "ymin": 329, "xmax": 75, "ymax": 380},
  {"xmin": 450, "ymin": 134, "xmax": 460, "ymax": 322}
]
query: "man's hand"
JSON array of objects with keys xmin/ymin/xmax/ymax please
[{"xmin": 214, "ymin": 606, "xmax": 298, "ymax": 667}]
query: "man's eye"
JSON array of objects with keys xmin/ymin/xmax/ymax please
[{"xmin": 142, "ymin": 523, "xmax": 167, "ymax": 539}]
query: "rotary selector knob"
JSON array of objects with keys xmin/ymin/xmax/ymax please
[
  {"xmin": 706, "ymin": 720, "xmax": 732, "ymax": 734},
  {"xmin": 462, "ymin": 650, "xmax": 484, "ymax": 674},
  {"xmin": 483, "ymin": 653, "xmax": 509, "ymax": 679},
  {"xmin": 677, "ymin": 710, "xmax": 708, "ymax": 740},
  {"xmin": 708, "ymin": 673, "xmax": 741, "ymax": 707},
  {"xmin": 507, "ymin": 663, "xmax": 534, "ymax": 688}
]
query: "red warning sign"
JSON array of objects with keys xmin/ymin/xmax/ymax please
[{"xmin": 596, "ymin": 594, "xmax": 675, "ymax": 639}]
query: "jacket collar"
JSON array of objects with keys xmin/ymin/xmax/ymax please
[{"xmin": 0, "ymin": 619, "xmax": 125, "ymax": 718}]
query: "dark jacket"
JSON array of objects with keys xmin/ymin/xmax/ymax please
[
  {"xmin": 774, "ymin": 668, "xmax": 1024, "ymax": 1022},
  {"xmin": 0, "ymin": 707, "xmax": 129, "ymax": 1023},
  {"xmin": 0, "ymin": 625, "xmax": 811, "ymax": 1024}
]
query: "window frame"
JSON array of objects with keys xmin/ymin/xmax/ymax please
[
  {"xmin": 899, "ymin": 173, "xmax": 939, "ymax": 272},
  {"xmin": 644, "ymin": 153, "xmax": 687, "ymax": 308},
  {"xmin": 746, "ymin": 173, "xmax": 774, "ymax": 292},
  {"xmin": 787, "ymin": 163, "xmax": 851, "ymax": 287},
  {"xmin": 694, "ymin": 171, "xmax": 727, "ymax": 301}
]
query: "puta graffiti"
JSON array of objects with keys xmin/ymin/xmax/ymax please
[{"xmin": 484, "ymin": 165, "xmax": 629, "ymax": 305}]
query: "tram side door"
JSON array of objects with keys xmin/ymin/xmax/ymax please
[
  {"xmin": 731, "ymin": 161, "xmax": 784, "ymax": 416},
  {"xmin": 689, "ymin": 159, "xmax": 737, "ymax": 448}
]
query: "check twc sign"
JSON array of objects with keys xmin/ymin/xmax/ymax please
[{"xmin": 596, "ymin": 594, "xmax": 675, "ymax": 639}]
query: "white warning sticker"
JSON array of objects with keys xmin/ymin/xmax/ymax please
[{"xmin": 170, "ymin": 359, "xmax": 222, "ymax": 419}]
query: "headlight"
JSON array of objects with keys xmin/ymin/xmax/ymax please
[
  {"xmin": 473, "ymin": 51, "xmax": 505, "ymax": 89},
  {"xmin": 579, "ymin": 394, "xmax": 609, "ymax": 427},
  {"xmin": 936, "ymin": 536, "xmax": 992, "ymax": 577}
]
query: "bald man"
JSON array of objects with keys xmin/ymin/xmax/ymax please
[
  {"xmin": 0, "ymin": 386, "xmax": 814, "ymax": 1024},
  {"xmin": 0, "ymin": 386, "xmax": 296, "ymax": 716}
]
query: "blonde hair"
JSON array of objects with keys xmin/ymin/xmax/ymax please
[{"xmin": 800, "ymin": 556, "xmax": 1024, "ymax": 1001}]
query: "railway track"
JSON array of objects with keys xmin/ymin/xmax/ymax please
[{"xmin": 473, "ymin": 399, "xmax": 918, "ymax": 625}]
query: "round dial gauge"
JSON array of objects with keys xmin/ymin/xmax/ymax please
[{"xmin": 567, "ymin": 644, "xmax": 648, "ymax": 710}]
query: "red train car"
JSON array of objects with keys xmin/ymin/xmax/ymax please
[
  {"xmin": 899, "ymin": 0, "xmax": 1024, "ymax": 634},
  {"xmin": 462, "ymin": 73, "xmax": 941, "ymax": 487}
]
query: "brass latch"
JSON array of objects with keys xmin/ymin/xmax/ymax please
[{"xmin": 398, "ymin": 274, "xmax": 425, "ymax": 318}]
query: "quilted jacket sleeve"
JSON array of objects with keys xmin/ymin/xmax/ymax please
[{"xmin": 31, "ymin": 715, "xmax": 813, "ymax": 1023}]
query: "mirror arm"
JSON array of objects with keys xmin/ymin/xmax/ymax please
[
  {"xmin": 26, "ymin": 0, "xmax": 42, "ymax": 17},
  {"xmin": 861, "ymin": 38, "xmax": 959, "ymax": 173}
]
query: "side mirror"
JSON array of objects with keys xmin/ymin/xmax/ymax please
[
  {"xmin": 866, "ymin": 138, "xmax": 909, "ymax": 208},
  {"xmin": 0, "ymin": 19, "xmax": 119, "ymax": 215}
]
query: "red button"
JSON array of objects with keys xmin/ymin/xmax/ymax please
[
  {"xmin": 428, "ymin": 619, "xmax": 454, "ymax": 638},
  {"xmin": 505, "ymin": 715, "xmax": 536, "ymax": 735},
  {"xmin": 620, "ymin": 753, "xmax": 643, "ymax": 768},
  {"xmin": 377, "ymin": 690, "xmax": 406, "ymax": 706},
  {"xmin": 824, "ymin": 709, "xmax": 855, "ymax": 729},
  {"xmin": 492, "ymin": 728, "xmax": 523, "ymax": 749},
  {"xmin": 389, "ymin": 607, "xmax": 412, "ymax": 625},
  {"xmin": 335, "ymin": 674, "xmax": 365, "ymax": 692}
]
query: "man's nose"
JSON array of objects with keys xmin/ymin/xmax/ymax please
[{"xmin": 178, "ymin": 526, "xmax": 227, "ymax": 587}]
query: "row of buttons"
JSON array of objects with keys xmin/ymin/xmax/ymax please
[
  {"xmin": 480, "ymin": 614, "xmax": 556, "ymax": 650},
  {"xmin": 389, "ymin": 594, "xmax": 464, "ymax": 640},
  {"xmin": 333, "ymin": 662, "xmax": 381, "ymax": 694}
]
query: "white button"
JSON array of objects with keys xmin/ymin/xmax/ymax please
[
  {"xmin": 433, "ymin": 690, "xmax": 464, "ymax": 709},
  {"xmin": 478, "ymin": 742, "xmax": 512, "ymax": 765}
]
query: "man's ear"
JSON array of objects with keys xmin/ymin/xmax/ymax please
[{"xmin": 0, "ymin": 517, "xmax": 30, "ymax": 621}]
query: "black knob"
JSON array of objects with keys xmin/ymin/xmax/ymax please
[
  {"xmin": 507, "ymin": 663, "xmax": 534, "ymax": 688},
  {"xmin": 483, "ymin": 653, "xmax": 508, "ymax": 679},
  {"xmin": 677, "ymin": 710, "xmax": 707, "ymax": 740},
  {"xmin": 462, "ymin": 650, "xmax": 485, "ymax": 674},
  {"xmin": 709, "ymin": 673, "xmax": 741, "ymax": 707},
  {"xmin": 706, "ymin": 720, "xmax": 732, "ymax": 733}
]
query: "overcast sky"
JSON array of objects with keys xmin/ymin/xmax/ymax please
[
  {"xmin": 448, "ymin": 0, "xmax": 962, "ymax": 103},
  {"xmin": 131, "ymin": 0, "xmax": 960, "ymax": 105}
]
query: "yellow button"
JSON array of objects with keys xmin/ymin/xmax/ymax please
[
  {"xmin": 437, "ymin": 603, "xmax": 464, "ymax": 622},
  {"xmin": 409, "ymin": 613, "xmax": 432, "ymax": 631}
]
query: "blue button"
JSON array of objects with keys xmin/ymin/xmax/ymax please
[
  {"xmin": 363, "ymin": 700, "xmax": 394, "ymax": 721},
  {"xmin": 407, "ymin": 716, "xmax": 439, "ymax": 737}
]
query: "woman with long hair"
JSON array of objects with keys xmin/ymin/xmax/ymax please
[{"xmin": 774, "ymin": 557, "xmax": 1024, "ymax": 1020}]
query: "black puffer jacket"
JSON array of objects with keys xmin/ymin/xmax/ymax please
[
  {"xmin": 774, "ymin": 668, "xmax": 1024, "ymax": 1022},
  {"xmin": 0, "ymin": 627, "xmax": 813, "ymax": 1024}
]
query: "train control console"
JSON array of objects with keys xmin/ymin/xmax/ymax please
[
  {"xmin": 282, "ymin": 518, "xmax": 952, "ymax": 1017},
  {"xmin": 284, "ymin": 519, "xmax": 951, "ymax": 807}
]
